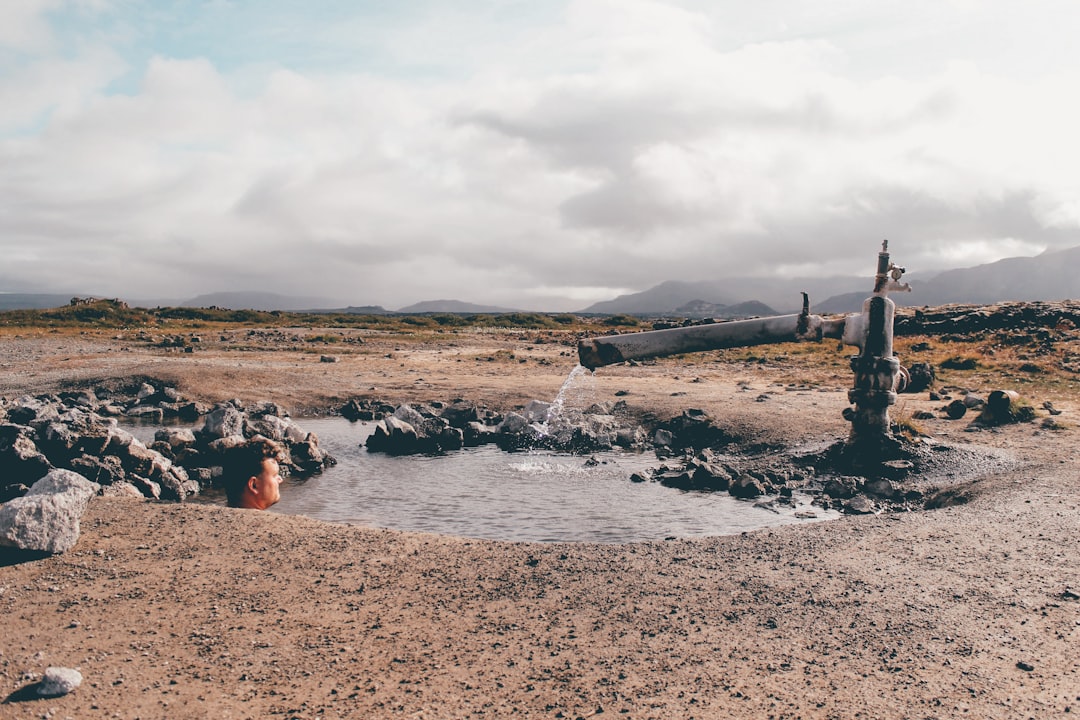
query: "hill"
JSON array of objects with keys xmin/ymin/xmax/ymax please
[
  {"xmin": 580, "ymin": 277, "xmax": 869, "ymax": 316},
  {"xmin": 396, "ymin": 299, "xmax": 520, "ymax": 314},
  {"xmin": 181, "ymin": 292, "xmax": 345, "ymax": 312},
  {"xmin": 582, "ymin": 243, "xmax": 1080, "ymax": 316}
]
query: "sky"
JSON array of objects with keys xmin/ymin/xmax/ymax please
[{"xmin": 2, "ymin": 0, "xmax": 1079, "ymax": 310}]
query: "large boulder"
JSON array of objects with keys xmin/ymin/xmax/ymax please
[{"xmin": 0, "ymin": 469, "xmax": 100, "ymax": 553}]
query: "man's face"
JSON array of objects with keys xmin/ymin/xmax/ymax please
[{"xmin": 252, "ymin": 457, "xmax": 282, "ymax": 509}]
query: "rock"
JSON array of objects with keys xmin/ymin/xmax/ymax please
[
  {"xmin": 124, "ymin": 406, "xmax": 164, "ymax": 422},
  {"xmin": 155, "ymin": 428, "xmax": 196, "ymax": 450},
  {"xmin": 99, "ymin": 482, "xmax": 145, "ymax": 498},
  {"xmin": 25, "ymin": 468, "xmax": 99, "ymax": 502},
  {"xmin": 247, "ymin": 414, "xmax": 292, "ymax": 442},
  {"xmin": 864, "ymin": 478, "xmax": 898, "ymax": 499},
  {"xmin": 340, "ymin": 399, "xmax": 372, "ymax": 422},
  {"xmin": 0, "ymin": 424, "xmax": 53, "ymax": 487},
  {"xmin": 68, "ymin": 455, "xmax": 124, "ymax": 486},
  {"xmin": 692, "ymin": 462, "xmax": 732, "ymax": 491},
  {"xmin": 136, "ymin": 382, "xmax": 158, "ymax": 402},
  {"xmin": 905, "ymin": 362, "xmax": 935, "ymax": 393},
  {"xmin": 823, "ymin": 477, "xmax": 855, "ymax": 499},
  {"xmin": 0, "ymin": 469, "xmax": 100, "ymax": 553},
  {"xmin": 119, "ymin": 439, "xmax": 157, "ymax": 477},
  {"xmin": 497, "ymin": 412, "xmax": 531, "ymax": 435},
  {"xmin": 522, "ymin": 400, "xmax": 551, "ymax": 423},
  {"xmin": 843, "ymin": 496, "xmax": 876, "ymax": 514},
  {"xmin": 37, "ymin": 666, "xmax": 83, "ymax": 697},
  {"xmin": 201, "ymin": 404, "xmax": 245, "ymax": 439},
  {"xmin": 366, "ymin": 416, "xmax": 420, "ymax": 454},
  {"xmin": 249, "ymin": 401, "xmax": 287, "ymax": 419},
  {"xmin": 729, "ymin": 473, "xmax": 766, "ymax": 499},
  {"xmin": 945, "ymin": 400, "xmax": 968, "ymax": 419},
  {"xmin": 441, "ymin": 401, "xmax": 480, "ymax": 428},
  {"xmin": 177, "ymin": 402, "xmax": 206, "ymax": 421},
  {"xmin": 290, "ymin": 438, "xmax": 329, "ymax": 471},
  {"xmin": 462, "ymin": 421, "xmax": 494, "ymax": 447},
  {"xmin": 495, "ymin": 412, "xmax": 543, "ymax": 451},
  {"xmin": 653, "ymin": 429, "xmax": 673, "ymax": 447},
  {"xmin": 656, "ymin": 470, "xmax": 694, "ymax": 490},
  {"xmin": 962, "ymin": 393, "xmax": 985, "ymax": 409}
]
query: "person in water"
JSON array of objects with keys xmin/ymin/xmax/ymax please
[{"xmin": 224, "ymin": 436, "xmax": 286, "ymax": 510}]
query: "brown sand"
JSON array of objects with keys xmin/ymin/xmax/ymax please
[{"xmin": 1, "ymin": 328, "xmax": 1078, "ymax": 719}]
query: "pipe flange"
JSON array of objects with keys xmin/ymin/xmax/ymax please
[{"xmin": 847, "ymin": 388, "xmax": 897, "ymax": 408}]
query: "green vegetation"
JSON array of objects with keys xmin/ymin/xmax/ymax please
[
  {"xmin": 0, "ymin": 299, "xmax": 593, "ymax": 332},
  {"xmin": 602, "ymin": 314, "xmax": 642, "ymax": 328}
]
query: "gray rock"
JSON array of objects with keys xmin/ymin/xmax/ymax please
[
  {"xmin": 843, "ymin": 496, "xmax": 876, "ymax": 514},
  {"xmin": 37, "ymin": 666, "xmax": 82, "ymax": 697},
  {"xmin": 0, "ymin": 425, "xmax": 53, "ymax": 486},
  {"xmin": 522, "ymin": 400, "xmax": 552, "ymax": 423},
  {"xmin": 26, "ymin": 468, "xmax": 99, "ymax": 504},
  {"xmin": 99, "ymin": 482, "xmax": 145, "ymax": 499},
  {"xmin": 155, "ymin": 428, "xmax": 196, "ymax": 449},
  {"xmin": 202, "ymin": 404, "xmax": 245, "ymax": 439},
  {"xmin": 247, "ymin": 414, "xmax": 291, "ymax": 442},
  {"xmin": 124, "ymin": 406, "xmax": 164, "ymax": 422},
  {"xmin": 0, "ymin": 470, "xmax": 100, "ymax": 553},
  {"xmin": 963, "ymin": 393, "xmax": 985, "ymax": 408},
  {"xmin": 496, "ymin": 412, "xmax": 532, "ymax": 435},
  {"xmin": 729, "ymin": 473, "xmax": 766, "ymax": 499},
  {"xmin": 864, "ymin": 478, "xmax": 898, "ymax": 499}
]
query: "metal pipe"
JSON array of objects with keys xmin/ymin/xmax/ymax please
[
  {"xmin": 577, "ymin": 309, "xmax": 841, "ymax": 371},
  {"xmin": 577, "ymin": 241, "xmax": 912, "ymax": 457}
]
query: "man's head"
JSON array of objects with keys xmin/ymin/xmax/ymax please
[{"xmin": 224, "ymin": 437, "xmax": 286, "ymax": 510}]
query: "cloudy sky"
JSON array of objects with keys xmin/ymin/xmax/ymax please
[{"xmin": 2, "ymin": 0, "xmax": 1078, "ymax": 310}]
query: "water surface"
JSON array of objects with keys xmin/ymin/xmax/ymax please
[{"xmin": 265, "ymin": 418, "xmax": 834, "ymax": 543}]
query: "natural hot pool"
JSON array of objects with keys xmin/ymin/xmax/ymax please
[{"xmin": 128, "ymin": 417, "xmax": 835, "ymax": 543}]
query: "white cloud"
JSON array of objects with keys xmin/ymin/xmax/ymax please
[{"xmin": 1, "ymin": 0, "xmax": 1079, "ymax": 308}]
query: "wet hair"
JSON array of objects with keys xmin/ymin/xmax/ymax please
[{"xmin": 223, "ymin": 436, "xmax": 285, "ymax": 507}]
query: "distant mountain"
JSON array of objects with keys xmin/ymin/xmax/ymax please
[
  {"xmin": 396, "ymin": 299, "xmax": 520, "ymax": 314},
  {"xmin": 815, "ymin": 245, "xmax": 1080, "ymax": 314},
  {"xmin": 911, "ymin": 244, "xmax": 1080, "ymax": 306},
  {"xmin": 579, "ymin": 277, "xmax": 869, "ymax": 316},
  {"xmin": 580, "ymin": 244, "xmax": 1080, "ymax": 317},
  {"xmin": 181, "ymin": 292, "xmax": 345, "ymax": 312},
  {"xmin": 0, "ymin": 293, "xmax": 82, "ymax": 310}
]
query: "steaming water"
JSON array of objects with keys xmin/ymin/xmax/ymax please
[{"xmin": 129, "ymin": 417, "xmax": 833, "ymax": 544}]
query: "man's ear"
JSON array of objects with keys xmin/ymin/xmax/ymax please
[{"xmin": 247, "ymin": 475, "xmax": 259, "ymax": 494}]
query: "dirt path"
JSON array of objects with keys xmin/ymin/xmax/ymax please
[{"xmin": 1, "ymin": 329, "xmax": 1078, "ymax": 718}]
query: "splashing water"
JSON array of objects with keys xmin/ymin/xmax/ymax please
[{"xmin": 536, "ymin": 364, "xmax": 593, "ymax": 439}]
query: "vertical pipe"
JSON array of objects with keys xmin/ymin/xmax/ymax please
[{"xmin": 847, "ymin": 241, "xmax": 901, "ymax": 449}]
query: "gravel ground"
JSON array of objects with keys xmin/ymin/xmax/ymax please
[{"xmin": 1, "ymin": 327, "xmax": 1078, "ymax": 719}]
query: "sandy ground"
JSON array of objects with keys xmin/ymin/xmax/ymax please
[{"xmin": 1, "ymin": 328, "xmax": 1078, "ymax": 719}]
